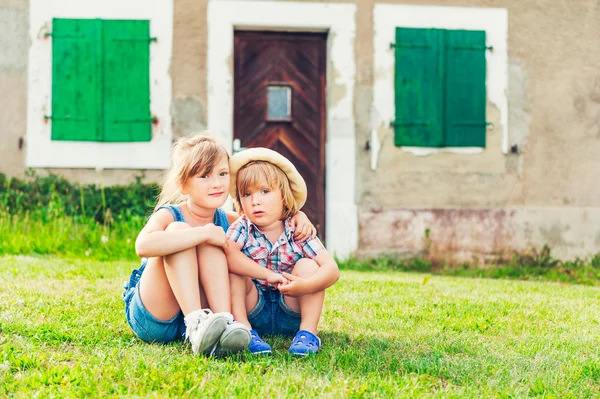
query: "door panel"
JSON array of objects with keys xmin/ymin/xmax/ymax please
[{"xmin": 234, "ymin": 31, "xmax": 327, "ymax": 241}]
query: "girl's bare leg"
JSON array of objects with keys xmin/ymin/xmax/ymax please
[
  {"xmin": 138, "ymin": 222, "xmax": 201, "ymax": 319},
  {"xmin": 197, "ymin": 243, "xmax": 231, "ymax": 313}
]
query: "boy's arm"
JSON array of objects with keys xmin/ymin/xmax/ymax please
[
  {"xmin": 224, "ymin": 241, "xmax": 287, "ymax": 285},
  {"xmin": 279, "ymin": 248, "xmax": 340, "ymax": 297}
]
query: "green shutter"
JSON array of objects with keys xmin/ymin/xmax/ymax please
[
  {"xmin": 443, "ymin": 30, "xmax": 487, "ymax": 147},
  {"xmin": 51, "ymin": 18, "xmax": 101, "ymax": 141},
  {"xmin": 102, "ymin": 20, "xmax": 152, "ymax": 142},
  {"xmin": 394, "ymin": 28, "xmax": 443, "ymax": 147}
]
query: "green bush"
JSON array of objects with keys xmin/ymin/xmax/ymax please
[{"xmin": 0, "ymin": 171, "xmax": 159, "ymax": 223}]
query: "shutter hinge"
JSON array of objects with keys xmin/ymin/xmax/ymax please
[
  {"xmin": 390, "ymin": 42, "xmax": 430, "ymax": 49},
  {"xmin": 112, "ymin": 117, "xmax": 158, "ymax": 124},
  {"xmin": 44, "ymin": 115, "xmax": 87, "ymax": 122},
  {"xmin": 451, "ymin": 45, "xmax": 494, "ymax": 51},
  {"xmin": 44, "ymin": 32, "xmax": 86, "ymax": 39},
  {"xmin": 112, "ymin": 37, "xmax": 157, "ymax": 42},
  {"xmin": 452, "ymin": 122, "xmax": 494, "ymax": 129},
  {"xmin": 390, "ymin": 121, "xmax": 430, "ymax": 127}
]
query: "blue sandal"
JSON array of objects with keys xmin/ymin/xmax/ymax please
[
  {"xmin": 288, "ymin": 330, "xmax": 321, "ymax": 356},
  {"xmin": 248, "ymin": 330, "xmax": 272, "ymax": 355}
]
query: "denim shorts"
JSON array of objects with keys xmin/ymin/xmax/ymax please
[
  {"xmin": 122, "ymin": 259, "xmax": 186, "ymax": 343},
  {"xmin": 248, "ymin": 280, "xmax": 301, "ymax": 337}
]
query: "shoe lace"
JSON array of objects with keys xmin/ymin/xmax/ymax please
[{"xmin": 184, "ymin": 309, "xmax": 212, "ymax": 340}]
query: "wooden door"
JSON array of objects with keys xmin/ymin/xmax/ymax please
[{"xmin": 234, "ymin": 31, "xmax": 327, "ymax": 241}]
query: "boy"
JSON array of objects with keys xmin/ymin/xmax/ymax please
[{"xmin": 224, "ymin": 148, "xmax": 339, "ymax": 356}]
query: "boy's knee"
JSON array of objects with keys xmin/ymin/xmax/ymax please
[
  {"xmin": 229, "ymin": 272, "xmax": 243, "ymax": 285},
  {"xmin": 292, "ymin": 259, "xmax": 319, "ymax": 277},
  {"xmin": 229, "ymin": 274, "xmax": 254, "ymax": 294},
  {"xmin": 165, "ymin": 221, "xmax": 190, "ymax": 231}
]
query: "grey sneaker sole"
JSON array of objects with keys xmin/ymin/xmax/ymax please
[
  {"xmin": 192, "ymin": 315, "xmax": 228, "ymax": 355},
  {"xmin": 213, "ymin": 327, "xmax": 251, "ymax": 356}
]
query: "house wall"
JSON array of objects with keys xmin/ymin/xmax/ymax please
[
  {"xmin": 358, "ymin": 0, "xmax": 600, "ymax": 260},
  {"xmin": 1, "ymin": 0, "xmax": 599, "ymax": 259},
  {"xmin": 0, "ymin": 0, "xmax": 28, "ymax": 179}
]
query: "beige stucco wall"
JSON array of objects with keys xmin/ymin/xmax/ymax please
[
  {"xmin": 4, "ymin": 0, "xmax": 599, "ymax": 194},
  {"xmin": 359, "ymin": 0, "xmax": 600, "ymax": 210},
  {"xmin": 355, "ymin": 0, "xmax": 600, "ymax": 260},
  {"xmin": 0, "ymin": 0, "xmax": 28, "ymax": 179},
  {"xmin": 363, "ymin": 0, "xmax": 597, "ymax": 260},
  {"xmin": 2, "ymin": 0, "xmax": 599, "ymax": 257}
]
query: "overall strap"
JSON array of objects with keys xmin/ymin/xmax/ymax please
[
  {"xmin": 213, "ymin": 208, "xmax": 230, "ymax": 232},
  {"xmin": 156, "ymin": 204, "xmax": 185, "ymax": 223}
]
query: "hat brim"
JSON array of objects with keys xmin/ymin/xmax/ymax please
[{"xmin": 229, "ymin": 147, "xmax": 307, "ymax": 209}]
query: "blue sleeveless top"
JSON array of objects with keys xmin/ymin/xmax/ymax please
[{"xmin": 157, "ymin": 204, "xmax": 229, "ymax": 232}]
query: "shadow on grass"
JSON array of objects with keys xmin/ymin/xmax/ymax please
[{"xmin": 202, "ymin": 330, "xmax": 476, "ymax": 387}]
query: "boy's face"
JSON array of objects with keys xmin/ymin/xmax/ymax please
[
  {"xmin": 182, "ymin": 156, "xmax": 230, "ymax": 209},
  {"xmin": 239, "ymin": 178, "xmax": 284, "ymax": 228}
]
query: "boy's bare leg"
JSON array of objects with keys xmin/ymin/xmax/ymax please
[
  {"xmin": 283, "ymin": 259, "xmax": 324, "ymax": 335},
  {"xmin": 229, "ymin": 273, "xmax": 259, "ymax": 328}
]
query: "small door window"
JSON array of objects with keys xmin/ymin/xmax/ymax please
[{"xmin": 267, "ymin": 85, "xmax": 292, "ymax": 121}]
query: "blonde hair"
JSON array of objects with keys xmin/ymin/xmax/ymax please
[
  {"xmin": 235, "ymin": 161, "xmax": 298, "ymax": 220},
  {"xmin": 155, "ymin": 132, "xmax": 229, "ymax": 211}
]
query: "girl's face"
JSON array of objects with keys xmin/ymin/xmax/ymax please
[
  {"xmin": 182, "ymin": 156, "xmax": 230, "ymax": 210},
  {"xmin": 240, "ymin": 178, "xmax": 284, "ymax": 229}
]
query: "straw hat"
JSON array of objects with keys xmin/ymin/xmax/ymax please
[{"xmin": 229, "ymin": 147, "xmax": 307, "ymax": 209}]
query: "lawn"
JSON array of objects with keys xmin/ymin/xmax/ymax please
[{"xmin": 1, "ymin": 255, "xmax": 600, "ymax": 398}]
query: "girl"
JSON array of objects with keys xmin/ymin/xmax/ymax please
[{"xmin": 122, "ymin": 133, "xmax": 315, "ymax": 356}]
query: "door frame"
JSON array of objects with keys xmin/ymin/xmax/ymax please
[
  {"xmin": 233, "ymin": 30, "xmax": 327, "ymax": 242},
  {"xmin": 207, "ymin": 0, "xmax": 358, "ymax": 259}
]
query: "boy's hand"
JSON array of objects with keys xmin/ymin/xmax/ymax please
[
  {"xmin": 201, "ymin": 224, "xmax": 229, "ymax": 248},
  {"xmin": 266, "ymin": 272, "xmax": 288, "ymax": 287},
  {"xmin": 278, "ymin": 273, "xmax": 310, "ymax": 297},
  {"xmin": 291, "ymin": 211, "xmax": 317, "ymax": 242}
]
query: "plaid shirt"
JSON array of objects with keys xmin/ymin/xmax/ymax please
[{"xmin": 227, "ymin": 215, "xmax": 325, "ymax": 289}]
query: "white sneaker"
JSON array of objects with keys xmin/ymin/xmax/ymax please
[
  {"xmin": 184, "ymin": 309, "xmax": 228, "ymax": 356},
  {"xmin": 212, "ymin": 320, "xmax": 251, "ymax": 357}
]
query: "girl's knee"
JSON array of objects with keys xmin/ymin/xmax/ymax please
[
  {"xmin": 165, "ymin": 221, "xmax": 191, "ymax": 231},
  {"xmin": 292, "ymin": 258, "xmax": 319, "ymax": 277}
]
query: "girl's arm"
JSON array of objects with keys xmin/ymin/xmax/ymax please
[
  {"xmin": 135, "ymin": 209, "xmax": 227, "ymax": 258},
  {"xmin": 226, "ymin": 210, "xmax": 241, "ymax": 225},
  {"xmin": 224, "ymin": 240, "xmax": 287, "ymax": 285},
  {"xmin": 226, "ymin": 210, "xmax": 315, "ymax": 240},
  {"xmin": 290, "ymin": 211, "xmax": 317, "ymax": 242},
  {"xmin": 279, "ymin": 249, "xmax": 340, "ymax": 296}
]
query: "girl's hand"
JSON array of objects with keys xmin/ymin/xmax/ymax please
[
  {"xmin": 223, "ymin": 239, "xmax": 239, "ymax": 254},
  {"xmin": 291, "ymin": 211, "xmax": 317, "ymax": 242},
  {"xmin": 266, "ymin": 272, "xmax": 288, "ymax": 287},
  {"xmin": 201, "ymin": 223, "xmax": 229, "ymax": 248},
  {"xmin": 278, "ymin": 273, "xmax": 310, "ymax": 297}
]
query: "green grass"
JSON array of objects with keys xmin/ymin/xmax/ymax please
[
  {"xmin": 342, "ymin": 250, "xmax": 600, "ymax": 287},
  {"xmin": 2, "ymin": 256, "xmax": 600, "ymax": 397},
  {"xmin": 0, "ymin": 213, "xmax": 141, "ymax": 261},
  {"xmin": 2, "ymin": 212, "xmax": 600, "ymax": 287}
]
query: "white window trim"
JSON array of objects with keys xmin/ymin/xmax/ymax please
[
  {"xmin": 26, "ymin": 0, "xmax": 173, "ymax": 169},
  {"xmin": 373, "ymin": 4, "xmax": 509, "ymax": 156},
  {"xmin": 207, "ymin": 0, "xmax": 358, "ymax": 259}
]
